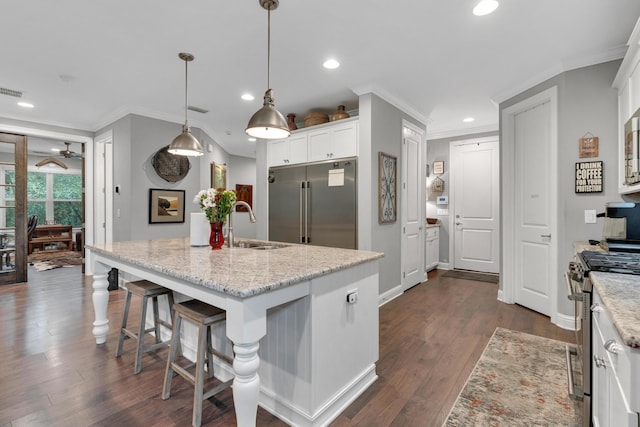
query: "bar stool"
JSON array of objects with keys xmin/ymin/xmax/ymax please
[
  {"xmin": 162, "ymin": 299, "xmax": 233, "ymax": 427},
  {"xmin": 116, "ymin": 280, "xmax": 175, "ymax": 374}
]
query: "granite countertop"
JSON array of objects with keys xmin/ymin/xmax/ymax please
[
  {"xmin": 590, "ymin": 271, "xmax": 640, "ymax": 348},
  {"xmin": 88, "ymin": 237, "xmax": 383, "ymax": 298}
]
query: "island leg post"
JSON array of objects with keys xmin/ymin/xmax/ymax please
[
  {"xmin": 92, "ymin": 262, "xmax": 110, "ymax": 344},
  {"xmin": 232, "ymin": 341, "xmax": 261, "ymax": 427}
]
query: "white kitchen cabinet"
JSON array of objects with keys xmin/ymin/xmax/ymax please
[
  {"xmin": 307, "ymin": 119, "xmax": 358, "ymax": 162},
  {"xmin": 268, "ymin": 134, "xmax": 308, "ymax": 166},
  {"xmin": 425, "ymin": 226, "xmax": 439, "ymax": 272},
  {"xmin": 591, "ymin": 289, "xmax": 640, "ymax": 427},
  {"xmin": 613, "ymin": 16, "xmax": 640, "ymax": 194}
]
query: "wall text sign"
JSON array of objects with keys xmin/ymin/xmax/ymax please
[{"xmin": 575, "ymin": 161, "xmax": 603, "ymax": 193}]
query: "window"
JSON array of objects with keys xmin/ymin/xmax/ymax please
[{"xmin": 2, "ymin": 169, "xmax": 82, "ymax": 228}]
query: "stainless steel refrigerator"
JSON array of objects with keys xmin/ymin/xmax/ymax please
[{"xmin": 268, "ymin": 158, "xmax": 357, "ymax": 249}]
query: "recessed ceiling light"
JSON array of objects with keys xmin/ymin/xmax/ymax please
[
  {"xmin": 241, "ymin": 93, "xmax": 255, "ymax": 101},
  {"xmin": 323, "ymin": 59, "xmax": 340, "ymax": 69},
  {"xmin": 473, "ymin": 0, "xmax": 499, "ymax": 16},
  {"xmin": 463, "ymin": 117, "xmax": 475, "ymax": 123},
  {"xmin": 17, "ymin": 101, "xmax": 34, "ymax": 108},
  {"xmin": 248, "ymin": 137, "xmax": 257, "ymax": 142}
]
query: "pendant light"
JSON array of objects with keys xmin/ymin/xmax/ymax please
[
  {"xmin": 245, "ymin": 0, "xmax": 291, "ymax": 140},
  {"xmin": 168, "ymin": 52, "xmax": 204, "ymax": 156}
]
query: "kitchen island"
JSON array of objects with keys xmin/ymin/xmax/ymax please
[{"xmin": 87, "ymin": 237, "xmax": 383, "ymax": 427}]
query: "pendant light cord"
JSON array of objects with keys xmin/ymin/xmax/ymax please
[
  {"xmin": 267, "ymin": 4, "xmax": 271, "ymax": 90},
  {"xmin": 184, "ymin": 58, "xmax": 189, "ymax": 126}
]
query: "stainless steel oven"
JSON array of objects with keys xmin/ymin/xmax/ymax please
[
  {"xmin": 565, "ymin": 256, "xmax": 591, "ymax": 426},
  {"xmin": 565, "ymin": 250, "xmax": 640, "ymax": 426}
]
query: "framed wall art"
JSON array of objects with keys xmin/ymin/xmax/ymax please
[
  {"xmin": 235, "ymin": 184, "xmax": 253, "ymax": 212},
  {"xmin": 211, "ymin": 162, "xmax": 227, "ymax": 189},
  {"xmin": 378, "ymin": 152, "xmax": 397, "ymax": 224},
  {"xmin": 149, "ymin": 189, "xmax": 185, "ymax": 224},
  {"xmin": 433, "ymin": 161, "xmax": 444, "ymax": 175}
]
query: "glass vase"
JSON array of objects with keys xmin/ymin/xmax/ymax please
[{"xmin": 209, "ymin": 222, "xmax": 225, "ymax": 250}]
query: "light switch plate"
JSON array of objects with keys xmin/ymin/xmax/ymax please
[
  {"xmin": 437, "ymin": 208, "xmax": 449, "ymax": 216},
  {"xmin": 584, "ymin": 209, "xmax": 597, "ymax": 224}
]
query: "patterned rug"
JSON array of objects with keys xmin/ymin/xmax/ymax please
[
  {"xmin": 445, "ymin": 328, "xmax": 582, "ymax": 426},
  {"xmin": 28, "ymin": 251, "xmax": 82, "ymax": 271}
]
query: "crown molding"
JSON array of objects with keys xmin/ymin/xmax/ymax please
[
  {"xmin": 352, "ymin": 85, "xmax": 429, "ymax": 126},
  {"xmin": 492, "ymin": 46, "xmax": 627, "ymax": 105}
]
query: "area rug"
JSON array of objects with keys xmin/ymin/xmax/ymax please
[
  {"xmin": 444, "ymin": 328, "xmax": 581, "ymax": 426},
  {"xmin": 28, "ymin": 251, "xmax": 82, "ymax": 271},
  {"xmin": 442, "ymin": 269, "xmax": 499, "ymax": 284}
]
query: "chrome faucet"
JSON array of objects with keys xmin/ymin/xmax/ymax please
[{"xmin": 226, "ymin": 201, "xmax": 257, "ymax": 248}]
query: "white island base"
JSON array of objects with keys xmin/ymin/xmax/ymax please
[
  {"xmin": 154, "ymin": 262, "xmax": 379, "ymax": 426},
  {"xmin": 257, "ymin": 262, "xmax": 379, "ymax": 426}
]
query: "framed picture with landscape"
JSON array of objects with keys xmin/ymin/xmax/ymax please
[
  {"xmin": 211, "ymin": 162, "xmax": 227, "ymax": 189},
  {"xmin": 148, "ymin": 189, "xmax": 185, "ymax": 224}
]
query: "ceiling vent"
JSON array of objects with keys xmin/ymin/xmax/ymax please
[
  {"xmin": 0, "ymin": 87, "xmax": 23, "ymax": 98},
  {"xmin": 188, "ymin": 105, "xmax": 209, "ymax": 114}
]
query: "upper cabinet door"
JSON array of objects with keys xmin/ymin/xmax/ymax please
[{"xmin": 307, "ymin": 119, "xmax": 358, "ymax": 162}]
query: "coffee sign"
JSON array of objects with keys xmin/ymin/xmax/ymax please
[{"xmin": 575, "ymin": 161, "xmax": 603, "ymax": 193}]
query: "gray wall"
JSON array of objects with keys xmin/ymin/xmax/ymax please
[
  {"xmin": 360, "ymin": 93, "xmax": 427, "ymax": 296},
  {"xmin": 426, "ymin": 131, "xmax": 499, "ymax": 266},
  {"xmin": 97, "ymin": 114, "xmax": 250, "ymax": 243},
  {"xmin": 500, "ymin": 59, "xmax": 629, "ymax": 315}
]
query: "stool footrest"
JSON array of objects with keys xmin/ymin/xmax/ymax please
[{"xmin": 201, "ymin": 379, "xmax": 233, "ymax": 401}]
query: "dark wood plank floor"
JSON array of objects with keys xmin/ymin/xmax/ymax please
[{"xmin": 0, "ymin": 267, "xmax": 574, "ymax": 426}]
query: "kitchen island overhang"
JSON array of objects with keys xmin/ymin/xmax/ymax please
[{"xmin": 87, "ymin": 237, "xmax": 383, "ymax": 427}]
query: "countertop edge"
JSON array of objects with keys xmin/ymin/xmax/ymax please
[
  {"xmin": 87, "ymin": 242, "xmax": 384, "ymax": 299},
  {"xmin": 591, "ymin": 271, "xmax": 640, "ymax": 349}
]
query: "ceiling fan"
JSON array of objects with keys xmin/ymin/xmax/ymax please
[
  {"xmin": 58, "ymin": 142, "xmax": 82, "ymax": 159},
  {"xmin": 33, "ymin": 142, "xmax": 82, "ymax": 169}
]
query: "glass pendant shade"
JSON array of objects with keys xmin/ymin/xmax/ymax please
[
  {"xmin": 245, "ymin": 89, "xmax": 291, "ymax": 139},
  {"xmin": 168, "ymin": 124, "xmax": 204, "ymax": 156}
]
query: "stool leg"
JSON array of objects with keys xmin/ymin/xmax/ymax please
[
  {"xmin": 162, "ymin": 311, "xmax": 181, "ymax": 400},
  {"xmin": 134, "ymin": 295, "xmax": 149, "ymax": 375},
  {"xmin": 192, "ymin": 322, "xmax": 208, "ymax": 427},
  {"xmin": 206, "ymin": 325, "xmax": 215, "ymax": 378},
  {"xmin": 167, "ymin": 292, "xmax": 181, "ymax": 356},
  {"xmin": 152, "ymin": 296, "xmax": 162, "ymax": 344},
  {"xmin": 116, "ymin": 290, "xmax": 133, "ymax": 357}
]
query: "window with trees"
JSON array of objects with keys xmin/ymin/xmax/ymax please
[{"xmin": 2, "ymin": 169, "xmax": 82, "ymax": 228}]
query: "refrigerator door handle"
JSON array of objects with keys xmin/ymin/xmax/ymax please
[
  {"xmin": 304, "ymin": 181, "xmax": 309, "ymax": 244},
  {"xmin": 300, "ymin": 182, "xmax": 304, "ymax": 243}
]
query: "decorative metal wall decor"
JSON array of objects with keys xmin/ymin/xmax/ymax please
[
  {"xmin": 431, "ymin": 176, "xmax": 445, "ymax": 192},
  {"xmin": 152, "ymin": 145, "xmax": 191, "ymax": 182},
  {"xmin": 378, "ymin": 152, "xmax": 397, "ymax": 223}
]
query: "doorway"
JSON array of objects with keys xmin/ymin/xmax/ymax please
[
  {"xmin": 450, "ymin": 137, "xmax": 500, "ymax": 274},
  {"xmin": 0, "ymin": 133, "xmax": 27, "ymax": 285},
  {"xmin": 501, "ymin": 86, "xmax": 558, "ymax": 321}
]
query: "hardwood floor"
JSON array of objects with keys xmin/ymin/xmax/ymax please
[{"xmin": 0, "ymin": 267, "xmax": 574, "ymax": 426}]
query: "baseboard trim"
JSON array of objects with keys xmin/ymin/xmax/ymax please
[
  {"xmin": 258, "ymin": 364, "xmax": 378, "ymax": 427},
  {"xmin": 378, "ymin": 285, "xmax": 403, "ymax": 306},
  {"xmin": 554, "ymin": 312, "xmax": 577, "ymax": 331}
]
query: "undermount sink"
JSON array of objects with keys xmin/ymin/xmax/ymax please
[{"xmin": 234, "ymin": 241, "xmax": 289, "ymax": 250}]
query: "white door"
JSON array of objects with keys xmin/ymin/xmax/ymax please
[
  {"xmin": 402, "ymin": 124, "xmax": 424, "ymax": 290},
  {"xmin": 94, "ymin": 132, "xmax": 113, "ymax": 245},
  {"xmin": 452, "ymin": 139, "xmax": 500, "ymax": 273},
  {"xmin": 513, "ymin": 100, "xmax": 555, "ymax": 316}
]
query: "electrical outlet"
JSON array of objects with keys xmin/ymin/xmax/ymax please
[
  {"xmin": 346, "ymin": 290, "xmax": 358, "ymax": 304},
  {"xmin": 584, "ymin": 209, "xmax": 597, "ymax": 224}
]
